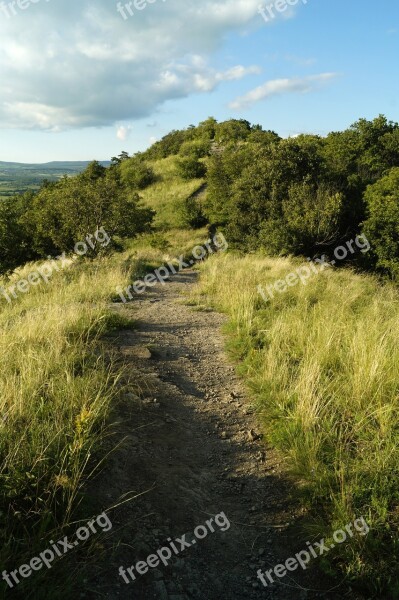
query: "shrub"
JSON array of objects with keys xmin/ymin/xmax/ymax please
[
  {"xmin": 120, "ymin": 159, "xmax": 157, "ymax": 190},
  {"xmin": 362, "ymin": 167, "xmax": 399, "ymax": 279},
  {"xmin": 176, "ymin": 155, "xmax": 206, "ymax": 180}
]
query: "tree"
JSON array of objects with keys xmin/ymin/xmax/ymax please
[
  {"xmin": 195, "ymin": 117, "xmax": 218, "ymax": 141},
  {"xmin": 281, "ymin": 183, "xmax": 344, "ymax": 255},
  {"xmin": 0, "ymin": 193, "xmax": 37, "ymax": 274},
  {"xmin": 119, "ymin": 158, "xmax": 157, "ymax": 190},
  {"xmin": 81, "ymin": 160, "xmax": 106, "ymax": 182},
  {"xmin": 362, "ymin": 167, "xmax": 399, "ymax": 279},
  {"xmin": 214, "ymin": 119, "xmax": 251, "ymax": 144},
  {"xmin": 178, "ymin": 139, "xmax": 212, "ymax": 159},
  {"xmin": 25, "ymin": 165, "xmax": 154, "ymax": 257},
  {"xmin": 223, "ymin": 137, "xmax": 327, "ymax": 251},
  {"xmin": 144, "ymin": 129, "xmax": 189, "ymax": 159},
  {"xmin": 204, "ymin": 144, "xmax": 255, "ymax": 226},
  {"xmin": 110, "ymin": 151, "xmax": 130, "ymax": 167},
  {"xmin": 176, "ymin": 155, "xmax": 206, "ymax": 180}
]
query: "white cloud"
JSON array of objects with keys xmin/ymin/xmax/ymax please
[
  {"xmin": 116, "ymin": 125, "xmax": 132, "ymax": 141},
  {"xmin": 216, "ymin": 65, "xmax": 261, "ymax": 81},
  {"xmin": 229, "ymin": 73, "xmax": 338, "ymax": 110},
  {"xmin": 0, "ymin": 0, "xmax": 264, "ymax": 130}
]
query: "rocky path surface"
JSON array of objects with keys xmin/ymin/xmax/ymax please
[{"xmin": 85, "ymin": 269, "xmax": 353, "ymax": 600}]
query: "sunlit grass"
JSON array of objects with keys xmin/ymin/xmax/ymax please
[
  {"xmin": 0, "ymin": 254, "xmax": 134, "ymax": 575},
  {"xmin": 193, "ymin": 252, "xmax": 399, "ymax": 595},
  {"xmin": 140, "ymin": 156, "xmax": 204, "ymax": 229},
  {"xmin": 0, "ymin": 228, "xmax": 207, "ymax": 590}
]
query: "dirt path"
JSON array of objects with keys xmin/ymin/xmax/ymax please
[{"xmin": 85, "ymin": 269, "xmax": 352, "ymax": 600}]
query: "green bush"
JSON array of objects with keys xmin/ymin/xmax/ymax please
[
  {"xmin": 119, "ymin": 158, "xmax": 157, "ymax": 190},
  {"xmin": 363, "ymin": 167, "xmax": 399, "ymax": 279},
  {"xmin": 0, "ymin": 161, "xmax": 155, "ymax": 275},
  {"xmin": 176, "ymin": 155, "xmax": 207, "ymax": 180},
  {"xmin": 179, "ymin": 188, "xmax": 208, "ymax": 229},
  {"xmin": 0, "ymin": 193, "xmax": 37, "ymax": 274}
]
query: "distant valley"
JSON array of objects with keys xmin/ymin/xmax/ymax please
[{"xmin": 0, "ymin": 160, "xmax": 111, "ymax": 197}]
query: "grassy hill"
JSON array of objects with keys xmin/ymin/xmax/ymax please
[
  {"xmin": 1, "ymin": 116, "xmax": 399, "ymax": 598},
  {"xmin": 191, "ymin": 252, "xmax": 399, "ymax": 593},
  {"xmin": 138, "ymin": 155, "xmax": 205, "ymax": 229}
]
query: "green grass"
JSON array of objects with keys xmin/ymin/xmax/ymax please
[
  {"xmin": 192, "ymin": 252, "xmax": 399, "ymax": 598},
  {"xmin": 0, "ymin": 253, "xmax": 134, "ymax": 594},
  {"xmin": 0, "ymin": 148, "xmax": 210, "ymax": 593},
  {"xmin": 0, "ymin": 229, "xmax": 206, "ymax": 597},
  {"xmin": 139, "ymin": 156, "xmax": 205, "ymax": 229}
]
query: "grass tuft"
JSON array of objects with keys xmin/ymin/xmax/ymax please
[{"xmin": 193, "ymin": 252, "xmax": 399, "ymax": 597}]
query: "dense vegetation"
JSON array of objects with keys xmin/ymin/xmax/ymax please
[
  {"xmin": 142, "ymin": 114, "xmax": 399, "ymax": 280},
  {"xmin": 0, "ymin": 159, "xmax": 154, "ymax": 274},
  {"xmin": 1, "ymin": 114, "xmax": 399, "ymax": 597},
  {"xmin": 2, "ymin": 114, "xmax": 399, "ymax": 279}
]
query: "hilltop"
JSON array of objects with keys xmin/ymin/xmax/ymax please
[{"xmin": 0, "ymin": 116, "xmax": 398, "ymax": 599}]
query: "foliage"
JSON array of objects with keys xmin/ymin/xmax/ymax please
[
  {"xmin": 178, "ymin": 185, "xmax": 208, "ymax": 229},
  {"xmin": 0, "ymin": 193, "xmax": 37, "ymax": 274},
  {"xmin": 363, "ymin": 167, "xmax": 399, "ymax": 279},
  {"xmin": 202, "ymin": 115, "xmax": 399, "ymax": 275},
  {"xmin": 2, "ymin": 114, "xmax": 399, "ymax": 278},
  {"xmin": 119, "ymin": 156, "xmax": 157, "ymax": 189},
  {"xmin": 0, "ymin": 161, "xmax": 154, "ymax": 275},
  {"xmin": 144, "ymin": 129, "xmax": 191, "ymax": 160},
  {"xmin": 176, "ymin": 155, "xmax": 207, "ymax": 180}
]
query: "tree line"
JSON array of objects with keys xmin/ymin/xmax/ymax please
[
  {"xmin": 139, "ymin": 114, "xmax": 399, "ymax": 279},
  {"xmin": 1, "ymin": 115, "xmax": 398, "ymax": 280},
  {"xmin": 0, "ymin": 157, "xmax": 155, "ymax": 275}
]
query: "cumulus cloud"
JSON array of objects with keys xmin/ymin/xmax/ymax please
[
  {"xmin": 116, "ymin": 125, "xmax": 131, "ymax": 141},
  {"xmin": 0, "ymin": 0, "xmax": 264, "ymax": 130},
  {"xmin": 228, "ymin": 73, "xmax": 338, "ymax": 110}
]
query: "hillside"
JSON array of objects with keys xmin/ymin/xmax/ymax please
[
  {"xmin": 138, "ymin": 155, "xmax": 206, "ymax": 229},
  {"xmin": 0, "ymin": 116, "xmax": 398, "ymax": 599}
]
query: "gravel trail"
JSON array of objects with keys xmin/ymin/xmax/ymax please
[{"xmin": 85, "ymin": 269, "xmax": 353, "ymax": 600}]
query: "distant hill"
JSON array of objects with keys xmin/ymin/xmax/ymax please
[
  {"xmin": 0, "ymin": 160, "xmax": 111, "ymax": 197},
  {"xmin": 0, "ymin": 160, "xmax": 110, "ymax": 170}
]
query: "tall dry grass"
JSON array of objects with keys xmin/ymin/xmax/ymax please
[
  {"xmin": 0, "ymin": 254, "xmax": 136, "ymax": 577},
  {"xmin": 193, "ymin": 252, "xmax": 399, "ymax": 596},
  {"xmin": 0, "ymin": 228, "xmax": 207, "ymax": 594}
]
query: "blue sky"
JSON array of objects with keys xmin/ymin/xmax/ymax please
[{"xmin": 0, "ymin": 0, "xmax": 397, "ymax": 162}]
